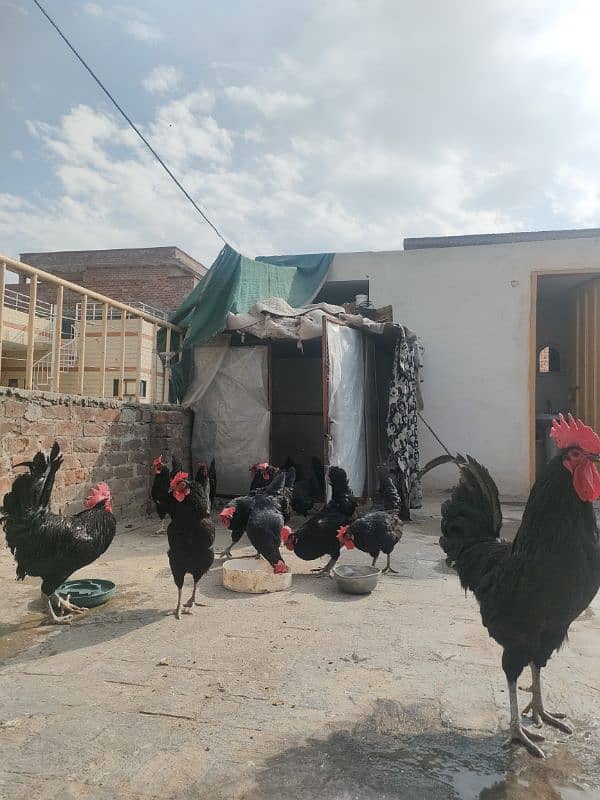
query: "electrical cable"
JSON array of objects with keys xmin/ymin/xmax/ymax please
[{"xmin": 32, "ymin": 0, "xmax": 228, "ymax": 245}]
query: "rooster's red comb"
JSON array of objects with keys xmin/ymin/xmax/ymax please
[
  {"xmin": 84, "ymin": 482, "xmax": 111, "ymax": 509},
  {"xmin": 170, "ymin": 471, "xmax": 189, "ymax": 491},
  {"xmin": 550, "ymin": 413, "xmax": 600, "ymax": 453}
]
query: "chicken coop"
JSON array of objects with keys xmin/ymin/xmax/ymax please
[{"xmin": 183, "ymin": 299, "xmax": 421, "ymax": 500}]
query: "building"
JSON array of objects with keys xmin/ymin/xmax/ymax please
[
  {"xmin": 19, "ymin": 246, "xmax": 207, "ymax": 314},
  {"xmin": 321, "ymin": 227, "xmax": 600, "ymax": 497},
  {"xmin": 0, "ymin": 253, "xmax": 179, "ymax": 402}
]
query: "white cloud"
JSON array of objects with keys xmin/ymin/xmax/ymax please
[
  {"xmin": 11, "ymin": 149, "xmax": 24, "ymax": 160},
  {"xmin": 7, "ymin": 0, "xmax": 600, "ymax": 266},
  {"xmin": 82, "ymin": 2, "xmax": 102, "ymax": 17},
  {"xmin": 223, "ymin": 86, "xmax": 312, "ymax": 117},
  {"xmin": 82, "ymin": 3, "xmax": 163, "ymax": 43},
  {"xmin": 124, "ymin": 19, "xmax": 163, "ymax": 43},
  {"xmin": 142, "ymin": 65, "xmax": 183, "ymax": 94}
]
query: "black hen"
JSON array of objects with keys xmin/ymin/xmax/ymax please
[
  {"xmin": 1, "ymin": 442, "xmax": 116, "ymax": 624},
  {"xmin": 420, "ymin": 413, "xmax": 600, "ymax": 758},
  {"xmin": 284, "ymin": 457, "xmax": 323, "ymax": 517},
  {"xmin": 208, "ymin": 458, "xmax": 217, "ymax": 507},
  {"xmin": 336, "ymin": 467, "xmax": 403, "ymax": 573},
  {"xmin": 167, "ymin": 465, "xmax": 215, "ymax": 619},
  {"xmin": 219, "ymin": 469, "xmax": 294, "ymax": 559},
  {"xmin": 245, "ymin": 472, "xmax": 289, "ymax": 573},
  {"xmin": 249, "ymin": 462, "xmax": 278, "ymax": 491},
  {"xmin": 282, "ymin": 466, "xmax": 357, "ymax": 575}
]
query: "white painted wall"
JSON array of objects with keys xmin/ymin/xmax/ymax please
[{"xmin": 328, "ymin": 237, "xmax": 600, "ymax": 497}]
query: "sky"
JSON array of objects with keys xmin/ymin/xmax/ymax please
[{"xmin": 1, "ymin": 0, "xmax": 600, "ymax": 268}]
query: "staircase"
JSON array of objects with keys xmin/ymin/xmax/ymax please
[{"xmin": 33, "ymin": 325, "xmax": 79, "ymax": 391}]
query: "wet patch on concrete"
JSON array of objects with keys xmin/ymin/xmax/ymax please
[{"xmin": 235, "ymin": 701, "xmax": 600, "ymax": 800}]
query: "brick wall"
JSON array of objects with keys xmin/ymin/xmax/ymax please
[
  {"xmin": 21, "ymin": 247, "xmax": 204, "ymax": 313},
  {"xmin": 0, "ymin": 387, "xmax": 192, "ymax": 521}
]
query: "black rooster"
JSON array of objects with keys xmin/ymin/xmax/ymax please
[
  {"xmin": 420, "ymin": 414, "xmax": 600, "ymax": 757},
  {"xmin": 336, "ymin": 467, "xmax": 403, "ymax": 573},
  {"xmin": 167, "ymin": 465, "xmax": 215, "ymax": 619},
  {"xmin": 1, "ymin": 442, "xmax": 116, "ymax": 625},
  {"xmin": 150, "ymin": 455, "xmax": 180, "ymax": 534},
  {"xmin": 282, "ymin": 466, "xmax": 357, "ymax": 575}
]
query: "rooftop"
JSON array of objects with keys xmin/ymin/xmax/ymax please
[
  {"xmin": 20, "ymin": 246, "xmax": 207, "ymax": 279},
  {"xmin": 404, "ymin": 227, "xmax": 600, "ymax": 250}
]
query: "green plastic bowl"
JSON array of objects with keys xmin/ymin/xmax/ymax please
[{"xmin": 56, "ymin": 579, "xmax": 116, "ymax": 608}]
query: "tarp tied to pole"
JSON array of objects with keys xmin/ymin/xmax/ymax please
[{"xmin": 162, "ymin": 244, "xmax": 334, "ymax": 401}]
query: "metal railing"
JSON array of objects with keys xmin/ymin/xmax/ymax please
[
  {"xmin": 0, "ymin": 253, "xmax": 183, "ymax": 403},
  {"xmin": 4, "ymin": 287, "xmax": 55, "ymax": 319},
  {"xmin": 77, "ymin": 300, "xmax": 169, "ymax": 322}
]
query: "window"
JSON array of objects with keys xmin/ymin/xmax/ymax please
[
  {"xmin": 139, "ymin": 380, "xmax": 147, "ymax": 398},
  {"xmin": 113, "ymin": 379, "xmax": 120, "ymax": 397},
  {"xmin": 8, "ymin": 378, "xmax": 19, "ymax": 388},
  {"xmin": 124, "ymin": 379, "xmax": 137, "ymax": 397},
  {"xmin": 538, "ymin": 345, "xmax": 560, "ymax": 374}
]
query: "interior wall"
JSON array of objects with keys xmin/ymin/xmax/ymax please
[
  {"xmin": 270, "ymin": 350, "xmax": 323, "ymax": 478},
  {"xmin": 535, "ymin": 290, "xmax": 576, "ymax": 416}
]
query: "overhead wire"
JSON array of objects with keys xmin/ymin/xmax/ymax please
[{"xmin": 32, "ymin": 0, "xmax": 228, "ymax": 246}]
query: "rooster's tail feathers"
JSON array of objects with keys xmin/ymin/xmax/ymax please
[{"xmin": 421, "ymin": 453, "xmax": 502, "ymax": 564}]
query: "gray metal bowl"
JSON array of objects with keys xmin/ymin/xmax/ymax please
[{"xmin": 332, "ymin": 564, "xmax": 381, "ymax": 594}]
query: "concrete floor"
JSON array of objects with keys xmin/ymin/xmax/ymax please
[{"xmin": 0, "ymin": 499, "xmax": 599, "ymax": 800}]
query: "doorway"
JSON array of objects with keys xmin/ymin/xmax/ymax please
[{"xmin": 532, "ymin": 272, "xmax": 600, "ymax": 479}]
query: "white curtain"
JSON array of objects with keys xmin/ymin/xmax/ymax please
[
  {"xmin": 327, "ymin": 324, "xmax": 366, "ymax": 497},
  {"xmin": 186, "ymin": 342, "xmax": 270, "ymax": 496}
]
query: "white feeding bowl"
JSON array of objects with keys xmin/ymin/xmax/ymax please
[{"xmin": 222, "ymin": 558, "xmax": 292, "ymax": 594}]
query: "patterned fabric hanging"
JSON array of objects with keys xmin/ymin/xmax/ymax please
[{"xmin": 386, "ymin": 330, "xmax": 423, "ymax": 512}]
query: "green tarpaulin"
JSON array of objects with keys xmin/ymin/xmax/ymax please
[{"xmin": 161, "ymin": 245, "xmax": 333, "ymax": 402}]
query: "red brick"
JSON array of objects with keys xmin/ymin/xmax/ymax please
[
  {"xmin": 74, "ymin": 437, "xmax": 103, "ymax": 453},
  {"xmin": 43, "ymin": 405, "xmax": 71, "ymax": 420},
  {"xmin": 0, "ymin": 420, "xmax": 21, "ymax": 436},
  {"xmin": 84, "ymin": 422, "xmax": 108, "ymax": 437},
  {"xmin": 2, "ymin": 400, "xmax": 26, "ymax": 417},
  {"xmin": 96, "ymin": 408, "xmax": 121, "ymax": 422},
  {"xmin": 4, "ymin": 437, "xmax": 31, "ymax": 456},
  {"xmin": 55, "ymin": 421, "xmax": 82, "ymax": 436}
]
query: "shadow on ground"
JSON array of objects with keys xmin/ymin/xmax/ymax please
[{"xmin": 203, "ymin": 700, "xmax": 599, "ymax": 800}]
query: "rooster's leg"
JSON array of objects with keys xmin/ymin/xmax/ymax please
[
  {"xmin": 182, "ymin": 582, "xmax": 198, "ymax": 614},
  {"xmin": 154, "ymin": 518, "xmax": 167, "ymax": 536},
  {"xmin": 52, "ymin": 592, "xmax": 85, "ymax": 616},
  {"xmin": 506, "ymin": 679, "xmax": 546, "ymax": 758},
  {"xmin": 521, "ymin": 664, "xmax": 573, "ymax": 734},
  {"xmin": 219, "ymin": 545, "xmax": 233, "ymax": 559},
  {"xmin": 311, "ymin": 557, "xmax": 336, "ymax": 577},
  {"xmin": 43, "ymin": 593, "xmax": 73, "ymax": 625},
  {"xmin": 381, "ymin": 554, "xmax": 399, "ymax": 574},
  {"xmin": 175, "ymin": 588, "xmax": 183, "ymax": 620},
  {"xmin": 371, "ymin": 555, "xmax": 378, "ymax": 567}
]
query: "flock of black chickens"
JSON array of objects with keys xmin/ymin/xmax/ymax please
[{"xmin": 1, "ymin": 412, "xmax": 600, "ymax": 759}]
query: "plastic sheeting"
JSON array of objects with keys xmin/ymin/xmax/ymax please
[
  {"xmin": 187, "ymin": 345, "xmax": 269, "ymax": 496},
  {"xmin": 327, "ymin": 323, "xmax": 366, "ymax": 497}
]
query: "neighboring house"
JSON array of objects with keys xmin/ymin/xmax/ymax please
[
  {"xmin": 19, "ymin": 246, "xmax": 207, "ymax": 313},
  {"xmin": 319, "ymin": 227, "xmax": 600, "ymax": 497}
]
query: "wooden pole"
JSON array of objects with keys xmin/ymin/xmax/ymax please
[
  {"xmin": 135, "ymin": 317, "xmax": 143, "ymax": 403},
  {"xmin": 100, "ymin": 303, "xmax": 108, "ymax": 398},
  {"xmin": 51, "ymin": 284, "xmax": 63, "ymax": 393},
  {"xmin": 25, "ymin": 275, "xmax": 38, "ymax": 390},
  {"xmin": 119, "ymin": 311, "xmax": 127, "ymax": 400},
  {"xmin": 163, "ymin": 327, "xmax": 172, "ymax": 403},
  {"xmin": 150, "ymin": 322, "xmax": 158, "ymax": 404},
  {"xmin": 78, "ymin": 295, "xmax": 88, "ymax": 395}
]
